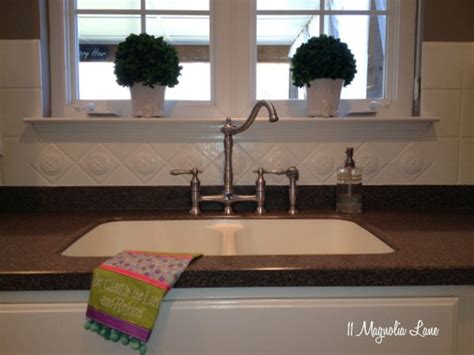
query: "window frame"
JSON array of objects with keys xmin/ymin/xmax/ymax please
[
  {"xmin": 253, "ymin": 0, "xmax": 417, "ymax": 118},
  {"xmin": 49, "ymin": 0, "xmax": 416, "ymax": 119}
]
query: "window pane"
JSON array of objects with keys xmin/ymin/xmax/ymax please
[
  {"xmin": 78, "ymin": 63, "xmax": 211, "ymax": 101},
  {"xmin": 257, "ymin": 15, "xmax": 318, "ymax": 45},
  {"xmin": 146, "ymin": 0, "xmax": 209, "ymax": 11},
  {"xmin": 147, "ymin": 15, "xmax": 210, "ymax": 100},
  {"xmin": 257, "ymin": 0, "xmax": 320, "ymax": 11},
  {"xmin": 257, "ymin": 63, "xmax": 292, "ymax": 100},
  {"xmin": 77, "ymin": 15, "xmax": 141, "ymax": 100},
  {"xmin": 166, "ymin": 63, "xmax": 210, "ymax": 100},
  {"xmin": 325, "ymin": 15, "xmax": 386, "ymax": 99},
  {"xmin": 77, "ymin": 15, "xmax": 140, "ymax": 44},
  {"xmin": 146, "ymin": 16, "xmax": 209, "ymax": 44},
  {"xmin": 256, "ymin": 13, "xmax": 386, "ymax": 101},
  {"xmin": 77, "ymin": 13, "xmax": 210, "ymax": 101},
  {"xmin": 324, "ymin": 0, "xmax": 387, "ymax": 11},
  {"xmin": 79, "ymin": 62, "xmax": 129, "ymax": 100},
  {"xmin": 257, "ymin": 15, "xmax": 320, "ymax": 100},
  {"xmin": 77, "ymin": 0, "xmax": 140, "ymax": 10}
]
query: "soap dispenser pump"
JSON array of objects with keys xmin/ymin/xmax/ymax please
[{"xmin": 336, "ymin": 147, "xmax": 362, "ymax": 213}]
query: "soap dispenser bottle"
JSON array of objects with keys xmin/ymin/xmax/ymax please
[{"xmin": 336, "ymin": 147, "xmax": 362, "ymax": 213}]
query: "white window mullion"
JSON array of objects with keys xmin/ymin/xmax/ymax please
[
  {"xmin": 140, "ymin": 0, "xmax": 146, "ymax": 33},
  {"xmin": 380, "ymin": 0, "xmax": 415, "ymax": 117},
  {"xmin": 227, "ymin": 0, "xmax": 256, "ymax": 117},
  {"xmin": 320, "ymin": 0, "xmax": 325, "ymax": 35},
  {"xmin": 49, "ymin": 0, "xmax": 68, "ymax": 116},
  {"xmin": 69, "ymin": 0, "xmax": 80, "ymax": 107},
  {"xmin": 229, "ymin": 0, "xmax": 254, "ymax": 117},
  {"xmin": 211, "ymin": 0, "xmax": 254, "ymax": 118},
  {"xmin": 210, "ymin": 0, "xmax": 232, "ymax": 116}
]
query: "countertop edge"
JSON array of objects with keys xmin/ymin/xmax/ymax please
[{"xmin": 2, "ymin": 267, "xmax": 473, "ymax": 291}]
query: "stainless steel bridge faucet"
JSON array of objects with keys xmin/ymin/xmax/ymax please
[
  {"xmin": 172, "ymin": 100, "xmax": 289, "ymax": 215},
  {"xmin": 203, "ymin": 100, "xmax": 278, "ymax": 214}
]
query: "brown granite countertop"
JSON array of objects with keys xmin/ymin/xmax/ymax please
[{"xmin": 1, "ymin": 210, "xmax": 473, "ymax": 291}]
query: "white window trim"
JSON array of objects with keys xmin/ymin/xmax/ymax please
[{"xmin": 49, "ymin": 0, "xmax": 416, "ymax": 119}]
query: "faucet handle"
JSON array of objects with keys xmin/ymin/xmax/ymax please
[
  {"xmin": 253, "ymin": 167, "xmax": 299, "ymax": 215},
  {"xmin": 170, "ymin": 168, "xmax": 202, "ymax": 215},
  {"xmin": 253, "ymin": 168, "xmax": 286, "ymax": 176},
  {"xmin": 252, "ymin": 168, "xmax": 286, "ymax": 215},
  {"xmin": 285, "ymin": 166, "xmax": 299, "ymax": 215},
  {"xmin": 170, "ymin": 168, "xmax": 202, "ymax": 176}
]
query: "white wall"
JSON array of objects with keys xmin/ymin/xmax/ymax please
[{"xmin": 0, "ymin": 40, "xmax": 473, "ymax": 186}]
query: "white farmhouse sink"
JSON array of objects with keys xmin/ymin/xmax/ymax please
[{"xmin": 62, "ymin": 219, "xmax": 393, "ymax": 257}]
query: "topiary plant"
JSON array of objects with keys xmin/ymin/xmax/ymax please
[
  {"xmin": 114, "ymin": 33, "xmax": 182, "ymax": 88},
  {"xmin": 291, "ymin": 35, "xmax": 357, "ymax": 88}
]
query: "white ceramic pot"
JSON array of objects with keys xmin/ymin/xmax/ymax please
[
  {"xmin": 130, "ymin": 83, "xmax": 165, "ymax": 117},
  {"xmin": 306, "ymin": 78, "xmax": 344, "ymax": 117}
]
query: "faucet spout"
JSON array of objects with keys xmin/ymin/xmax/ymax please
[
  {"xmin": 230, "ymin": 100, "xmax": 279, "ymax": 135},
  {"xmin": 215, "ymin": 100, "xmax": 279, "ymax": 213}
]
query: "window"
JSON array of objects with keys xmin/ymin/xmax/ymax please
[
  {"xmin": 257, "ymin": 0, "xmax": 388, "ymax": 100},
  {"xmin": 75, "ymin": 0, "xmax": 210, "ymax": 101},
  {"xmin": 255, "ymin": 0, "xmax": 417, "ymax": 117},
  {"xmin": 49, "ymin": 0, "xmax": 416, "ymax": 118}
]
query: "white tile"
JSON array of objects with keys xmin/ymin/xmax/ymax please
[
  {"xmin": 239, "ymin": 142, "xmax": 276, "ymax": 162},
  {"xmin": 2, "ymin": 137, "xmax": 50, "ymax": 185},
  {"xmin": 421, "ymin": 42, "xmax": 464, "ymax": 89},
  {"xmin": 55, "ymin": 142, "xmax": 95, "ymax": 162},
  {"xmin": 31, "ymin": 144, "xmax": 73, "ymax": 184},
  {"xmin": 373, "ymin": 139, "xmax": 458, "ymax": 185},
  {"xmin": 414, "ymin": 140, "xmax": 459, "ymax": 184},
  {"xmin": 196, "ymin": 142, "xmax": 223, "ymax": 162},
  {"xmin": 58, "ymin": 165, "xmax": 96, "ymax": 186},
  {"xmin": 462, "ymin": 43, "xmax": 474, "ymax": 89},
  {"xmin": 0, "ymin": 88, "xmax": 42, "ymax": 137},
  {"xmin": 355, "ymin": 141, "xmax": 409, "ymax": 185},
  {"xmin": 460, "ymin": 91, "xmax": 474, "ymax": 137},
  {"xmin": 150, "ymin": 143, "xmax": 185, "ymax": 162},
  {"xmin": 101, "ymin": 165, "xmax": 142, "ymax": 185},
  {"xmin": 77, "ymin": 144, "xmax": 121, "ymax": 184},
  {"xmin": 123, "ymin": 144, "xmax": 166, "ymax": 183},
  {"xmin": 104, "ymin": 143, "xmax": 140, "ymax": 161},
  {"xmin": 283, "ymin": 142, "xmax": 319, "ymax": 162},
  {"xmin": 0, "ymin": 40, "xmax": 42, "ymax": 88},
  {"xmin": 0, "ymin": 156, "xmax": 3, "ymax": 185},
  {"xmin": 421, "ymin": 90, "xmax": 462, "ymax": 137},
  {"xmin": 168, "ymin": 144, "xmax": 213, "ymax": 171},
  {"xmin": 459, "ymin": 139, "xmax": 473, "ymax": 184}
]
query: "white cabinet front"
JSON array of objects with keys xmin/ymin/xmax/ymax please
[{"xmin": 0, "ymin": 297, "xmax": 458, "ymax": 355}]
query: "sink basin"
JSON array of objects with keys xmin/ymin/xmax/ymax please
[{"xmin": 62, "ymin": 219, "xmax": 393, "ymax": 257}]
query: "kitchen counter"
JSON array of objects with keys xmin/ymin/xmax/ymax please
[{"xmin": 1, "ymin": 210, "xmax": 473, "ymax": 291}]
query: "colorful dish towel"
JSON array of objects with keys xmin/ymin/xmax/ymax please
[{"xmin": 84, "ymin": 251, "xmax": 201, "ymax": 354}]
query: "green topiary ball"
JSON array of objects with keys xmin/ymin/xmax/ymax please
[
  {"xmin": 114, "ymin": 33, "xmax": 182, "ymax": 89},
  {"xmin": 291, "ymin": 34, "xmax": 357, "ymax": 88}
]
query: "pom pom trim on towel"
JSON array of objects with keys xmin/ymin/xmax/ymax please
[{"xmin": 84, "ymin": 319, "xmax": 148, "ymax": 354}]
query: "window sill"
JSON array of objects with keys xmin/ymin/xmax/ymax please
[{"xmin": 24, "ymin": 116, "xmax": 438, "ymax": 141}]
